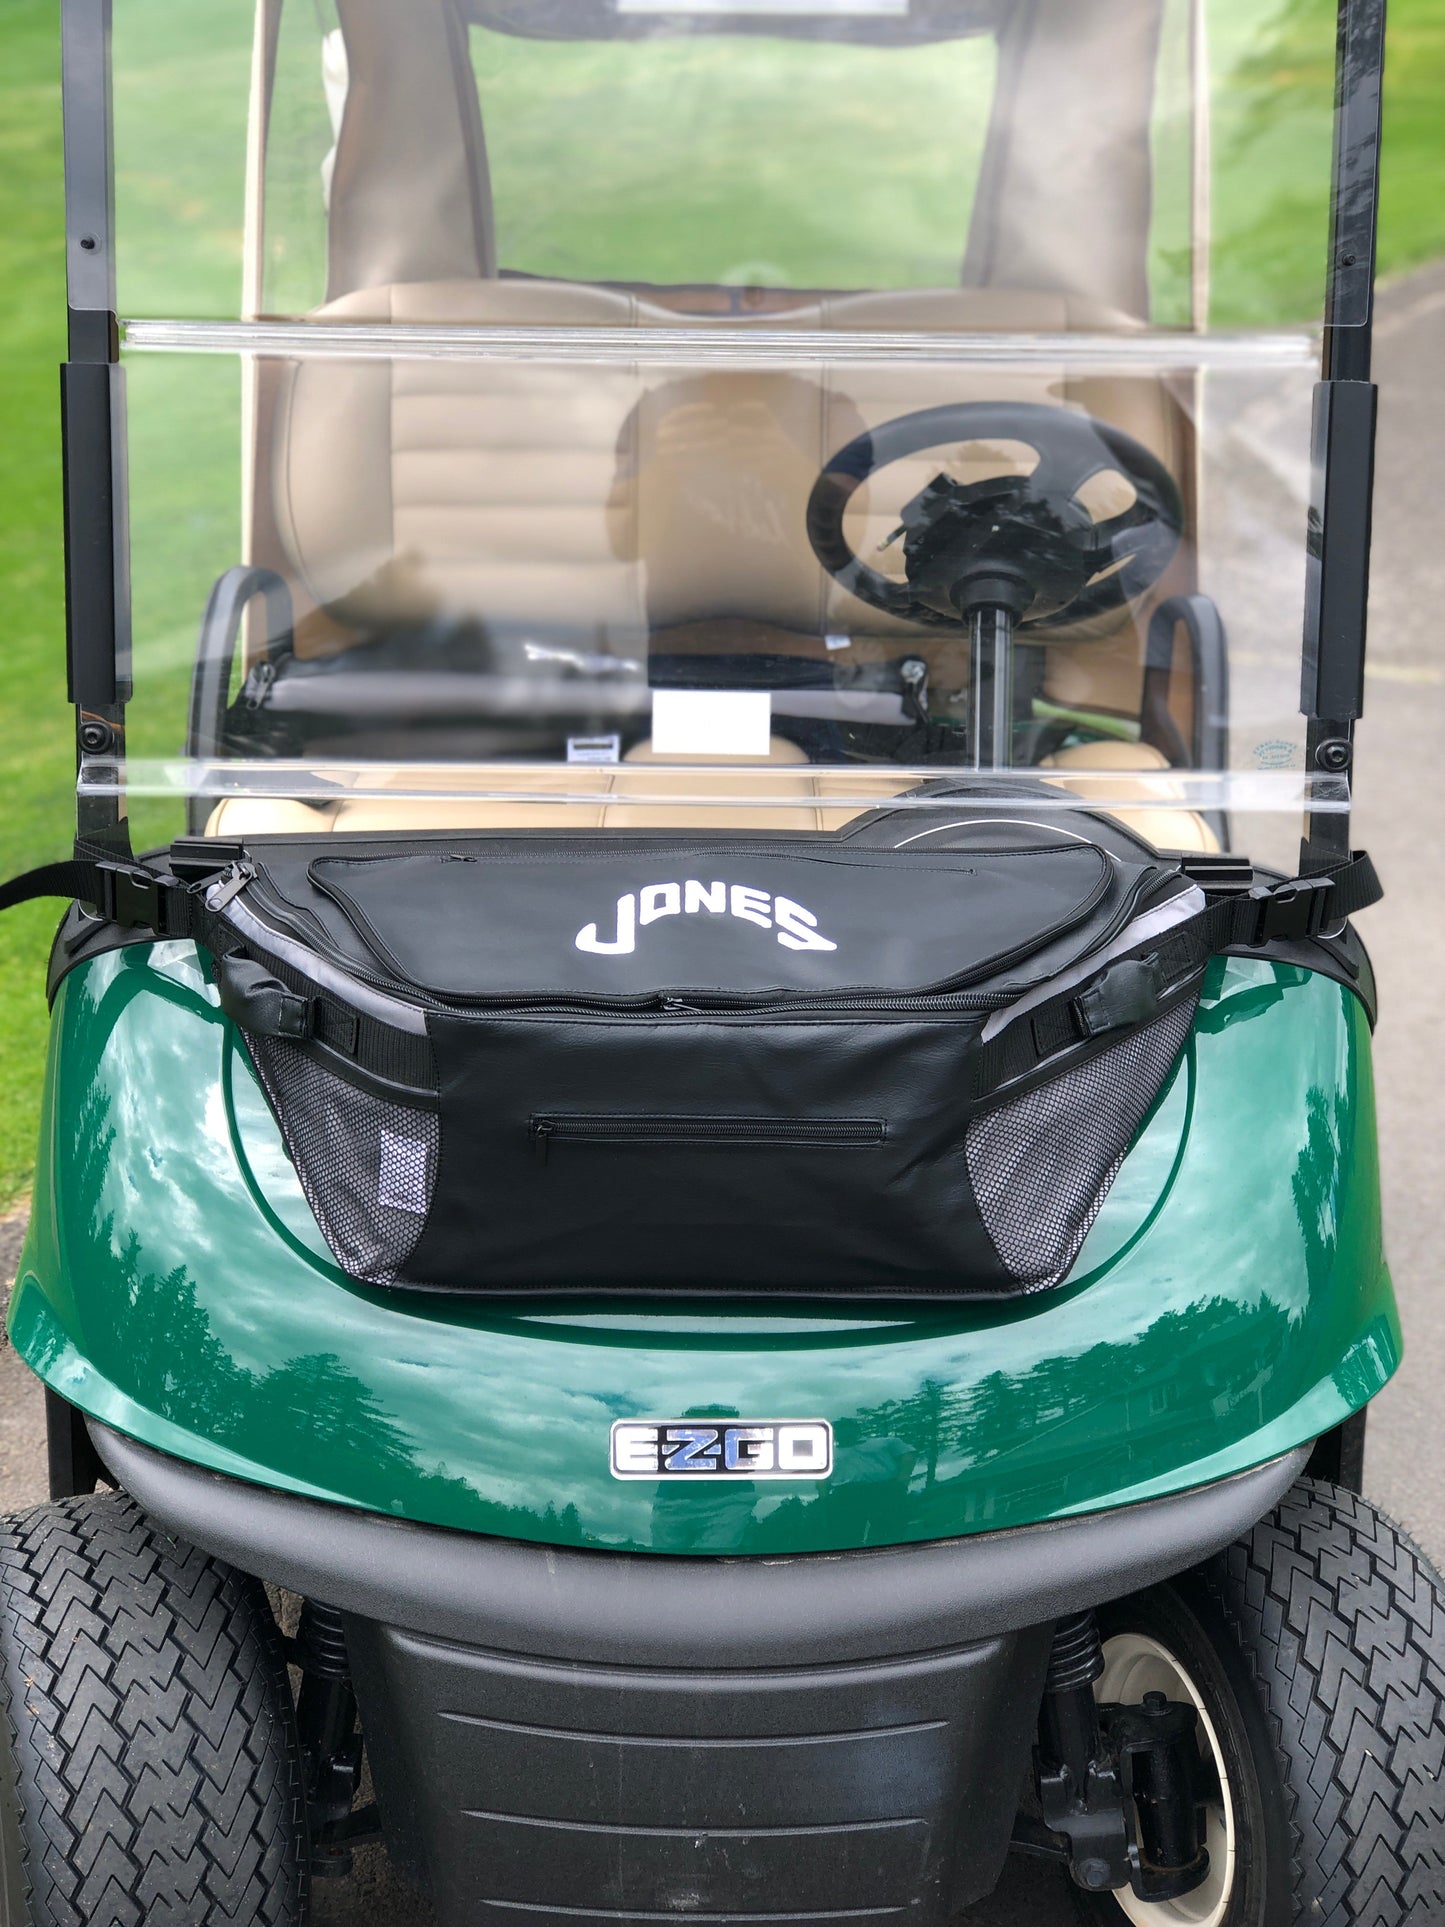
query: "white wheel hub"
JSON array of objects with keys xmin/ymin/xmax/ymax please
[{"xmin": 1095, "ymin": 1631, "xmax": 1236, "ymax": 1927}]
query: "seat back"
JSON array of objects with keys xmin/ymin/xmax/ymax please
[{"xmin": 267, "ymin": 278, "xmax": 1190, "ymax": 716}]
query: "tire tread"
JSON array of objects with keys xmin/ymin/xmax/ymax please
[
  {"xmin": 0, "ymin": 1492, "xmax": 307, "ymax": 1927},
  {"xmin": 1202, "ymin": 1477, "xmax": 1445, "ymax": 1926}
]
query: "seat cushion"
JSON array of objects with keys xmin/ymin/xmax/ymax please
[{"xmin": 268, "ymin": 279, "xmax": 1187, "ymax": 683}]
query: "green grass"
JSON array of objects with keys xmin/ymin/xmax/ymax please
[
  {"xmin": 0, "ymin": 0, "xmax": 70, "ymax": 1214},
  {"xmin": 2, "ymin": 0, "xmax": 1444, "ymax": 1208},
  {"xmin": 472, "ymin": 29, "xmax": 997, "ymax": 293}
]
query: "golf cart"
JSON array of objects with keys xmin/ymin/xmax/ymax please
[{"xmin": 2, "ymin": 0, "xmax": 1442, "ymax": 1922}]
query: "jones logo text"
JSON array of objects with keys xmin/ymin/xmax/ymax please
[{"xmin": 577, "ymin": 882, "xmax": 838, "ymax": 957}]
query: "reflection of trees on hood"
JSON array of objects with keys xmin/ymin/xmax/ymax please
[
  {"xmin": 849, "ymin": 1378, "xmax": 950, "ymax": 1491},
  {"xmin": 1291, "ymin": 1083, "xmax": 1348, "ymax": 1286},
  {"xmin": 68, "ymin": 1062, "xmax": 257, "ymax": 1444},
  {"xmin": 844, "ymin": 1296, "xmax": 1300, "ymax": 1541},
  {"xmin": 63, "ymin": 1018, "xmax": 491, "ymax": 1524}
]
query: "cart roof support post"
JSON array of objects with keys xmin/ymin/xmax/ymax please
[
  {"xmin": 60, "ymin": 0, "xmax": 130, "ymax": 855},
  {"xmin": 1301, "ymin": 0, "xmax": 1387, "ymax": 874}
]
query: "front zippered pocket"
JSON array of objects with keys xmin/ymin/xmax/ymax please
[
  {"xmin": 299, "ymin": 838, "xmax": 1120, "ymax": 1007},
  {"xmin": 231, "ymin": 881, "xmax": 1137, "ymax": 1021},
  {"xmin": 529, "ymin": 1113, "xmax": 886, "ymax": 1164}
]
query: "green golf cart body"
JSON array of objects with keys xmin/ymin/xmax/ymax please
[{"xmin": 3, "ymin": 4, "xmax": 1440, "ymax": 1926}]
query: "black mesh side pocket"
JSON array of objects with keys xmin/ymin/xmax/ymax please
[
  {"xmin": 965, "ymin": 993, "xmax": 1198, "ymax": 1293},
  {"xmin": 246, "ymin": 1037, "xmax": 438, "ymax": 1287}
]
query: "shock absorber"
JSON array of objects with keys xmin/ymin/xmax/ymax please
[
  {"xmin": 1040, "ymin": 1611, "xmax": 1106, "ymax": 1778},
  {"xmin": 295, "ymin": 1600, "xmax": 364, "ymax": 1876},
  {"xmin": 1036, "ymin": 1611, "xmax": 1133, "ymax": 1893},
  {"xmin": 1034, "ymin": 1609, "xmax": 1211, "ymax": 1902}
]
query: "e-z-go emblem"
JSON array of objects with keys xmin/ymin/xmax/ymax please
[{"xmin": 610, "ymin": 1419, "xmax": 833, "ymax": 1480}]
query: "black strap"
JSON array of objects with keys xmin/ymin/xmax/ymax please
[
  {"xmin": 0, "ymin": 855, "xmax": 201, "ymax": 940},
  {"xmin": 0, "ymin": 845, "xmax": 1384, "ymax": 1090},
  {"xmin": 973, "ymin": 850, "xmax": 1381, "ymax": 1102},
  {"xmin": 0, "ymin": 860, "xmax": 103, "ymax": 915}
]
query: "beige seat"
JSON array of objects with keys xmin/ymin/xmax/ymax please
[
  {"xmin": 1041, "ymin": 740, "xmax": 1219, "ymax": 853},
  {"xmin": 207, "ymin": 738, "xmax": 1211, "ymax": 850},
  {"xmin": 207, "ymin": 738, "xmax": 907, "ymax": 838},
  {"xmin": 228, "ymin": 277, "xmax": 1201, "ymax": 839},
  {"xmin": 270, "ymin": 279, "xmax": 1187, "ymax": 663}
]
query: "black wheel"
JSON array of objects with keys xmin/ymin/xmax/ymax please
[
  {"xmin": 1078, "ymin": 1478, "xmax": 1445, "ymax": 1927},
  {"xmin": 0, "ymin": 1492, "xmax": 308, "ymax": 1926}
]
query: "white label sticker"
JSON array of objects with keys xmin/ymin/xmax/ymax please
[
  {"xmin": 566, "ymin": 734, "xmax": 621, "ymax": 764},
  {"xmin": 651, "ymin": 689, "xmax": 771, "ymax": 758},
  {"xmin": 378, "ymin": 1130, "xmax": 429, "ymax": 1215}
]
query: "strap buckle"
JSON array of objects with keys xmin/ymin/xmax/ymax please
[
  {"xmin": 1244, "ymin": 875, "xmax": 1333, "ymax": 945},
  {"xmin": 97, "ymin": 863, "xmax": 168, "ymax": 934}
]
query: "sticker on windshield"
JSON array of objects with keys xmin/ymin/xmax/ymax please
[
  {"xmin": 611, "ymin": 1419, "xmax": 833, "ymax": 1479},
  {"xmin": 650, "ymin": 688, "xmax": 771, "ymax": 757}
]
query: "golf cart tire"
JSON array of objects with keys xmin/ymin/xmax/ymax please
[
  {"xmin": 0, "ymin": 1492, "xmax": 307, "ymax": 1927},
  {"xmin": 1080, "ymin": 1477, "xmax": 1445, "ymax": 1927}
]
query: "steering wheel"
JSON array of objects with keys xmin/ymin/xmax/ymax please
[{"xmin": 805, "ymin": 401, "xmax": 1184, "ymax": 631}]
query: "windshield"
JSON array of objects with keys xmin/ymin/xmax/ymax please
[{"xmin": 100, "ymin": 0, "xmax": 1365, "ymax": 861}]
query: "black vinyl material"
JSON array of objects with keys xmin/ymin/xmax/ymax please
[
  {"xmin": 305, "ymin": 839, "xmax": 1117, "ymax": 999},
  {"xmin": 222, "ymin": 822, "xmax": 1201, "ymax": 1298}
]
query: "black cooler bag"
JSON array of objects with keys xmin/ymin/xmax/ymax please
[{"xmin": 208, "ymin": 824, "xmax": 1207, "ymax": 1299}]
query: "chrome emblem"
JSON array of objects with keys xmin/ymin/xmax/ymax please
[{"xmin": 610, "ymin": 1419, "xmax": 833, "ymax": 1480}]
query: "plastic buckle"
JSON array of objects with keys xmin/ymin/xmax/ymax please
[
  {"xmin": 100, "ymin": 865, "xmax": 166, "ymax": 934},
  {"xmin": 1245, "ymin": 876, "xmax": 1332, "ymax": 945}
]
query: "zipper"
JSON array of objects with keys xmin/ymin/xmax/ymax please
[
  {"xmin": 206, "ymin": 859, "xmax": 258, "ymax": 912},
  {"xmin": 222, "ymin": 883, "xmax": 1012, "ymax": 1019},
  {"xmin": 659, "ymin": 989, "xmax": 1006, "ymax": 1015},
  {"xmin": 212, "ymin": 852, "xmax": 1159, "ymax": 1023},
  {"xmin": 530, "ymin": 1113, "xmax": 886, "ymax": 1164},
  {"xmin": 304, "ymin": 840, "xmax": 1116, "ymax": 1009}
]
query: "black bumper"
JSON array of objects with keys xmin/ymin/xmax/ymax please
[
  {"xmin": 348, "ymin": 1610, "xmax": 1052, "ymax": 1923},
  {"xmin": 92, "ymin": 1423, "xmax": 1308, "ymax": 1927}
]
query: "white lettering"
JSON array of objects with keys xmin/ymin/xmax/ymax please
[
  {"xmin": 639, "ymin": 882, "xmax": 681, "ymax": 925},
  {"xmin": 612, "ymin": 1425, "xmax": 660, "ymax": 1475},
  {"xmin": 576, "ymin": 884, "xmax": 837, "ymax": 957},
  {"xmin": 731, "ymin": 884, "xmax": 772, "ymax": 929},
  {"xmin": 575, "ymin": 891, "xmax": 637, "ymax": 955},
  {"xmin": 685, "ymin": 879, "xmax": 727, "ymax": 915},
  {"xmin": 774, "ymin": 895, "xmax": 838, "ymax": 953}
]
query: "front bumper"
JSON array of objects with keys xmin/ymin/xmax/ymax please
[{"xmin": 96, "ymin": 1422, "xmax": 1307, "ymax": 1927}]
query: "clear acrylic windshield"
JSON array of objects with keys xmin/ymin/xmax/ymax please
[{"xmin": 103, "ymin": 0, "xmax": 1364, "ymax": 858}]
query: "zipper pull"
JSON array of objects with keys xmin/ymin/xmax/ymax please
[
  {"xmin": 207, "ymin": 860, "xmax": 256, "ymax": 912},
  {"xmin": 532, "ymin": 1119, "xmax": 555, "ymax": 1166}
]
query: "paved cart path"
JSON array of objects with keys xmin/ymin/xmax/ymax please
[{"xmin": 0, "ymin": 264, "xmax": 1441, "ymax": 1924}]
